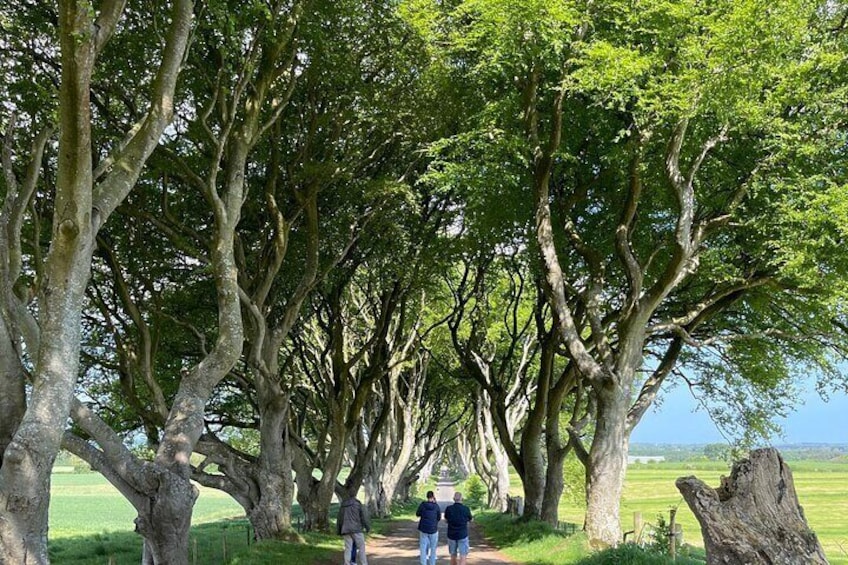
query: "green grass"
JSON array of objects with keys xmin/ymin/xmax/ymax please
[
  {"xmin": 49, "ymin": 473, "xmax": 244, "ymax": 539},
  {"xmin": 49, "ymin": 519, "xmax": 261, "ymax": 565},
  {"xmin": 539, "ymin": 460, "xmax": 848, "ymax": 565},
  {"xmin": 47, "ymin": 473, "xmax": 407, "ymax": 564},
  {"xmin": 574, "ymin": 544, "xmax": 704, "ymax": 565},
  {"xmin": 49, "ymin": 473, "xmax": 261, "ymax": 564},
  {"xmin": 46, "ymin": 462, "xmax": 848, "ymax": 564},
  {"xmin": 474, "ymin": 512, "xmax": 706, "ymax": 565},
  {"xmin": 476, "ymin": 512, "xmax": 590, "ymax": 564},
  {"xmin": 226, "ymin": 529, "xmax": 339, "ymax": 565}
]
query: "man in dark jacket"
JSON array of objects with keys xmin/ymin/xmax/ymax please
[
  {"xmin": 337, "ymin": 494, "xmax": 370, "ymax": 565},
  {"xmin": 416, "ymin": 490, "xmax": 442, "ymax": 565},
  {"xmin": 444, "ymin": 491, "xmax": 473, "ymax": 565}
]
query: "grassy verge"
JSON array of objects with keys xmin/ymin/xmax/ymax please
[
  {"xmin": 575, "ymin": 544, "xmax": 705, "ymax": 565},
  {"xmin": 509, "ymin": 460, "xmax": 848, "ymax": 565},
  {"xmin": 474, "ymin": 511, "xmax": 707, "ymax": 565},
  {"xmin": 50, "ymin": 519, "xmax": 258, "ymax": 565},
  {"xmin": 227, "ymin": 527, "xmax": 340, "ymax": 565},
  {"xmin": 475, "ymin": 512, "xmax": 590, "ymax": 564}
]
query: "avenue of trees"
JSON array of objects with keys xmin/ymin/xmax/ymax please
[{"xmin": 1, "ymin": 0, "xmax": 846, "ymax": 563}]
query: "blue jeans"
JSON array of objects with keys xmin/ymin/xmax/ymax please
[{"xmin": 419, "ymin": 530, "xmax": 438, "ymax": 565}]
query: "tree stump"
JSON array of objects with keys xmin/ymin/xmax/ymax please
[{"xmin": 676, "ymin": 447, "xmax": 827, "ymax": 565}]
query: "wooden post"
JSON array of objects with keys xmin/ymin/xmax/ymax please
[
  {"xmin": 634, "ymin": 512, "xmax": 643, "ymax": 543},
  {"xmin": 192, "ymin": 538, "xmax": 197, "ymax": 565},
  {"xmin": 222, "ymin": 530, "xmax": 228, "ymax": 561},
  {"xmin": 669, "ymin": 508, "xmax": 677, "ymax": 559}
]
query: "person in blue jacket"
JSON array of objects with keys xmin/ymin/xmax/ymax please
[
  {"xmin": 416, "ymin": 490, "xmax": 442, "ymax": 565},
  {"xmin": 444, "ymin": 491, "xmax": 473, "ymax": 565}
]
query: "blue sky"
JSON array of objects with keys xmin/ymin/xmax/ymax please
[{"xmin": 630, "ymin": 380, "xmax": 848, "ymax": 445}]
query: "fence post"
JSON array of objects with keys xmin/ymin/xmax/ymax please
[
  {"xmin": 222, "ymin": 530, "xmax": 228, "ymax": 562},
  {"xmin": 669, "ymin": 508, "xmax": 677, "ymax": 560},
  {"xmin": 634, "ymin": 512, "xmax": 643, "ymax": 543}
]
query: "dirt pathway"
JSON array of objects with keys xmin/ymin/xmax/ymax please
[{"xmin": 318, "ymin": 481, "xmax": 515, "ymax": 565}]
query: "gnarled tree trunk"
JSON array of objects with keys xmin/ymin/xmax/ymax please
[
  {"xmin": 676, "ymin": 447, "xmax": 827, "ymax": 565},
  {"xmin": 247, "ymin": 400, "xmax": 295, "ymax": 539},
  {"xmin": 136, "ymin": 470, "xmax": 198, "ymax": 565}
]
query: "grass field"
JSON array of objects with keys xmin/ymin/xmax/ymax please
[
  {"xmin": 47, "ymin": 461, "xmax": 848, "ymax": 564},
  {"xmin": 49, "ymin": 473, "xmax": 244, "ymax": 538},
  {"xmin": 49, "ymin": 473, "xmax": 247, "ymax": 564},
  {"xmin": 547, "ymin": 460, "xmax": 848, "ymax": 565}
]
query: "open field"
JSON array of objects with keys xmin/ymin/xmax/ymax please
[
  {"xmin": 49, "ymin": 473, "xmax": 244, "ymax": 539},
  {"xmin": 48, "ymin": 473, "xmax": 246, "ymax": 564},
  {"xmin": 547, "ymin": 460, "xmax": 848, "ymax": 565},
  {"xmin": 48, "ymin": 461, "xmax": 848, "ymax": 564}
]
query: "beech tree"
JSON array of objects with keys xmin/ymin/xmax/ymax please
[
  {"xmin": 436, "ymin": 253, "xmax": 588, "ymax": 522},
  {"xmin": 405, "ymin": 0, "xmax": 848, "ymax": 547},
  {"xmin": 58, "ymin": 1, "xmax": 310, "ymax": 560},
  {"xmin": 0, "ymin": 1, "xmax": 192, "ymax": 562}
]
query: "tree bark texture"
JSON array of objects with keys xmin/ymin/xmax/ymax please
[
  {"xmin": 676, "ymin": 448, "xmax": 827, "ymax": 565},
  {"xmin": 136, "ymin": 469, "xmax": 199, "ymax": 565},
  {"xmin": 541, "ymin": 444, "xmax": 566, "ymax": 524},
  {"xmin": 249, "ymin": 396, "xmax": 295, "ymax": 539},
  {"xmin": 583, "ymin": 386, "xmax": 630, "ymax": 548}
]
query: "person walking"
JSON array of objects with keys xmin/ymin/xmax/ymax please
[
  {"xmin": 416, "ymin": 490, "xmax": 442, "ymax": 565},
  {"xmin": 337, "ymin": 494, "xmax": 371, "ymax": 565},
  {"xmin": 444, "ymin": 491, "xmax": 473, "ymax": 565}
]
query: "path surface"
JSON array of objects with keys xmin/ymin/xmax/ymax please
[{"xmin": 318, "ymin": 480, "xmax": 515, "ymax": 565}]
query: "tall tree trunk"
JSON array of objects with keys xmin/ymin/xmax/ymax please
[
  {"xmin": 371, "ymin": 359, "xmax": 425, "ymax": 517},
  {"xmin": 583, "ymin": 386, "xmax": 629, "ymax": 548},
  {"xmin": 293, "ymin": 397, "xmax": 347, "ymax": 533},
  {"xmin": 136, "ymin": 469, "xmax": 198, "ymax": 565},
  {"xmin": 511, "ymin": 333, "xmax": 554, "ymax": 520},
  {"xmin": 489, "ymin": 452, "xmax": 510, "ymax": 512},
  {"xmin": 541, "ymin": 446, "xmax": 566, "ymax": 524},
  {"xmin": 0, "ymin": 1, "xmax": 96, "ymax": 558},
  {"xmin": 298, "ymin": 481, "xmax": 335, "ymax": 532},
  {"xmin": 518, "ymin": 452, "xmax": 545, "ymax": 520},
  {"xmin": 474, "ymin": 392, "xmax": 511, "ymax": 512},
  {"xmin": 63, "ymin": 404, "xmax": 201, "ymax": 565},
  {"xmin": 249, "ymin": 395, "xmax": 295, "ymax": 539},
  {"xmin": 0, "ymin": 0, "xmax": 191, "ymax": 560},
  {"xmin": 541, "ymin": 363, "xmax": 574, "ymax": 525}
]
